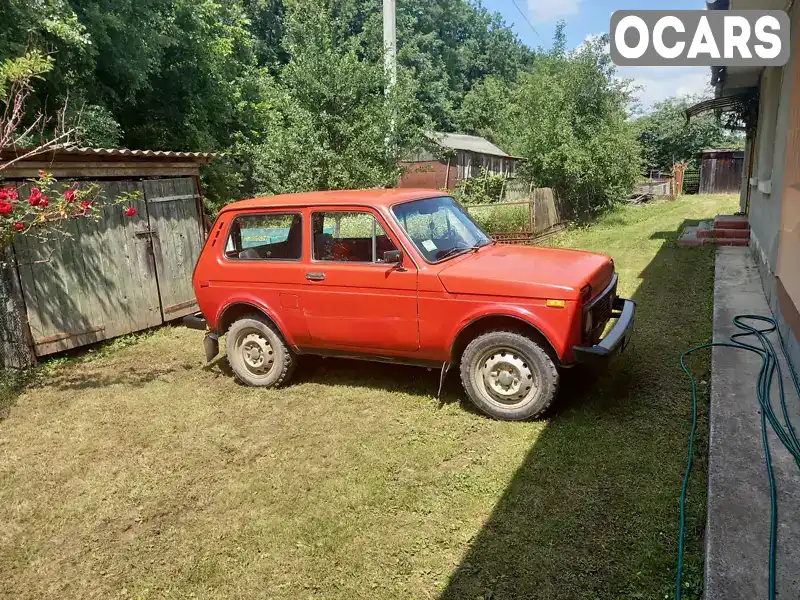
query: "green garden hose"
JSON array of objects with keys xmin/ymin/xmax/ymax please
[{"xmin": 675, "ymin": 315, "xmax": 800, "ymax": 600}]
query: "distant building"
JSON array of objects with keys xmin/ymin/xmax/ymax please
[
  {"xmin": 397, "ymin": 132, "xmax": 522, "ymax": 190},
  {"xmin": 698, "ymin": 148, "xmax": 745, "ymax": 195}
]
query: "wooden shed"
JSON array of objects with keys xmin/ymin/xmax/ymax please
[
  {"xmin": 699, "ymin": 148, "xmax": 744, "ymax": 194},
  {"xmin": 0, "ymin": 147, "xmax": 213, "ymax": 367},
  {"xmin": 398, "ymin": 132, "xmax": 522, "ymax": 190}
]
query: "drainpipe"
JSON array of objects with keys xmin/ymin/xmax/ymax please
[{"xmin": 745, "ymin": 127, "xmax": 756, "ymax": 215}]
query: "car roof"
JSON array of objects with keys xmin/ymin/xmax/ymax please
[{"xmin": 218, "ymin": 188, "xmax": 447, "ymax": 214}]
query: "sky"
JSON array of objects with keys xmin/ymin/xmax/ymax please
[{"xmin": 481, "ymin": 0, "xmax": 714, "ymax": 111}]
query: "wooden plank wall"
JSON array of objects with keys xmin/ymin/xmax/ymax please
[
  {"xmin": 15, "ymin": 181, "xmax": 160, "ymax": 356},
  {"xmin": 700, "ymin": 156, "xmax": 744, "ymax": 194},
  {"xmin": 143, "ymin": 178, "xmax": 204, "ymax": 321}
]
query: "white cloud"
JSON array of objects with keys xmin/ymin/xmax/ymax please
[
  {"xmin": 617, "ymin": 66, "xmax": 713, "ymax": 112},
  {"xmin": 574, "ymin": 33, "xmax": 610, "ymax": 55},
  {"xmin": 527, "ymin": 0, "xmax": 580, "ymax": 23}
]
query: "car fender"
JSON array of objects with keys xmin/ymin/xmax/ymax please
[
  {"xmin": 215, "ymin": 295, "xmax": 296, "ymax": 346},
  {"xmin": 449, "ymin": 304, "xmax": 569, "ymax": 361}
]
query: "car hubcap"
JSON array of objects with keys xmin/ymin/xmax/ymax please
[
  {"xmin": 476, "ymin": 348, "xmax": 536, "ymax": 406},
  {"xmin": 239, "ymin": 331, "xmax": 275, "ymax": 375}
]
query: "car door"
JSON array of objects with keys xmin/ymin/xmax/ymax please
[
  {"xmin": 219, "ymin": 210, "xmax": 310, "ymax": 344},
  {"xmin": 301, "ymin": 207, "xmax": 419, "ymax": 352}
]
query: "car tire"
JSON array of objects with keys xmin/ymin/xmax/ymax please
[
  {"xmin": 459, "ymin": 330, "xmax": 559, "ymax": 421},
  {"xmin": 227, "ymin": 315, "xmax": 296, "ymax": 387}
]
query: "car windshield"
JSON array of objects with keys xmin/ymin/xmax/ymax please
[{"xmin": 392, "ymin": 196, "xmax": 492, "ymax": 263}]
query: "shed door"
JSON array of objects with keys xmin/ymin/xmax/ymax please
[
  {"xmin": 14, "ymin": 181, "xmax": 162, "ymax": 356},
  {"xmin": 143, "ymin": 178, "xmax": 205, "ymax": 321}
]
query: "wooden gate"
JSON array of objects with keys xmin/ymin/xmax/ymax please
[
  {"xmin": 14, "ymin": 177, "xmax": 204, "ymax": 356},
  {"xmin": 143, "ymin": 178, "xmax": 204, "ymax": 321}
]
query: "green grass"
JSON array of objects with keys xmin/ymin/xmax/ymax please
[{"xmin": 0, "ymin": 194, "xmax": 737, "ymax": 600}]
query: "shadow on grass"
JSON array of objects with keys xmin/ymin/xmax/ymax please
[
  {"xmin": 432, "ymin": 219, "xmax": 716, "ymax": 600},
  {"xmin": 0, "ymin": 368, "xmax": 37, "ymax": 420}
]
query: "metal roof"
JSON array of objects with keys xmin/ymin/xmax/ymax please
[
  {"xmin": 684, "ymin": 93, "xmax": 752, "ymax": 121},
  {"xmin": 429, "ymin": 132, "xmax": 514, "ymax": 158},
  {"xmin": 0, "ymin": 146, "xmax": 216, "ymax": 162}
]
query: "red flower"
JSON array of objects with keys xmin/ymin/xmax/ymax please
[
  {"xmin": 39, "ymin": 197, "xmax": 49, "ymax": 208},
  {"xmin": 7, "ymin": 187, "xmax": 18, "ymax": 201},
  {"xmin": 0, "ymin": 189, "xmax": 6, "ymax": 201},
  {"xmin": 12, "ymin": 222, "xmax": 24, "ymax": 232},
  {"xmin": 63, "ymin": 189, "xmax": 76, "ymax": 203},
  {"xmin": 80, "ymin": 200, "xmax": 92, "ymax": 212},
  {"xmin": 124, "ymin": 206, "xmax": 136, "ymax": 217},
  {"xmin": 38, "ymin": 170, "xmax": 46, "ymax": 178},
  {"xmin": 0, "ymin": 201, "xmax": 13, "ymax": 215},
  {"xmin": 28, "ymin": 187, "xmax": 42, "ymax": 206}
]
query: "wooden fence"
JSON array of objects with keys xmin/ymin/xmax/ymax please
[
  {"xmin": 466, "ymin": 185, "xmax": 565, "ymax": 245},
  {"xmin": 0, "ymin": 176, "xmax": 205, "ymax": 367}
]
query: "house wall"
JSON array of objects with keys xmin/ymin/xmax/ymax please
[
  {"xmin": 397, "ymin": 160, "xmax": 456, "ymax": 189},
  {"xmin": 748, "ymin": 3, "xmax": 800, "ymax": 369},
  {"xmin": 455, "ymin": 151, "xmax": 518, "ymax": 180}
]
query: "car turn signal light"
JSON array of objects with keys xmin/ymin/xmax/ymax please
[{"xmin": 546, "ymin": 299, "xmax": 566, "ymax": 308}]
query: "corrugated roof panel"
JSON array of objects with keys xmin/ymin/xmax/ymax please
[{"xmin": 429, "ymin": 132, "xmax": 513, "ymax": 158}]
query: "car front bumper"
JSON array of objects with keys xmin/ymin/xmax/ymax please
[{"xmin": 573, "ymin": 297, "xmax": 635, "ymax": 365}]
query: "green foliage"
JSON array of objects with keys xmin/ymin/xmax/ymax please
[
  {"xmin": 0, "ymin": 2, "xmax": 642, "ymax": 217},
  {"xmin": 0, "ymin": 51, "xmax": 53, "ymax": 95},
  {"xmin": 450, "ymin": 167, "xmax": 506, "ymax": 205},
  {"xmin": 634, "ymin": 95, "xmax": 745, "ymax": 171},
  {"xmin": 503, "ymin": 27, "xmax": 641, "ymax": 215},
  {"xmin": 467, "ymin": 202, "xmax": 528, "ymax": 233},
  {"xmin": 67, "ymin": 104, "xmax": 123, "ymax": 147}
]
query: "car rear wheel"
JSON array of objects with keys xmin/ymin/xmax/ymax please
[
  {"xmin": 460, "ymin": 330, "xmax": 558, "ymax": 420},
  {"xmin": 227, "ymin": 316, "xmax": 295, "ymax": 387}
]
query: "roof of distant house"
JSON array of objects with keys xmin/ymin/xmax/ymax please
[{"xmin": 429, "ymin": 132, "xmax": 514, "ymax": 158}]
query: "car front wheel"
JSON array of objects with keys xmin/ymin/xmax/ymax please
[
  {"xmin": 227, "ymin": 315, "xmax": 295, "ymax": 387},
  {"xmin": 459, "ymin": 330, "xmax": 559, "ymax": 420}
]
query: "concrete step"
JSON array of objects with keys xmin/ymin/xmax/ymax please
[
  {"xmin": 715, "ymin": 214, "xmax": 749, "ymax": 230},
  {"xmin": 678, "ymin": 225, "xmax": 750, "ymax": 247},
  {"xmin": 696, "ymin": 221, "xmax": 751, "ymax": 239}
]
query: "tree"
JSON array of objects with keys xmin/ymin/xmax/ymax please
[
  {"xmin": 496, "ymin": 27, "xmax": 641, "ymax": 214},
  {"xmin": 227, "ymin": 0, "xmax": 427, "ymax": 203},
  {"xmin": 634, "ymin": 95, "xmax": 745, "ymax": 171},
  {"xmin": 456, "ymin": 75, "xmax": 516, "ymax": 147}
]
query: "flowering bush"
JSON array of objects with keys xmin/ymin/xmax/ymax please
[{"xmin": 0, "ymin": 171, "xmax": 139, "ymax": 246}]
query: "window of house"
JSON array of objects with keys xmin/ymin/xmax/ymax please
[
  {"xmin": 225, "ymin": 213, "xmax": 302, "ymax": 260},
  {"xmin": 312, "ymin": 211, "xmax": 398, "ymax": 262}
]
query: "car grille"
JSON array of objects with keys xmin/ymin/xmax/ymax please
[
  {"xmin": 585, "ymin": 277, "xmax": 617, "ymax": 343},
  {"xmin": 592, "ymin": 292, "xmax": 613, "ymax": 326}
]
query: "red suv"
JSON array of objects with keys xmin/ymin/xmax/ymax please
[{"xmin": 187, "ymin": 189, "xmax": 634, "ymax": 420}]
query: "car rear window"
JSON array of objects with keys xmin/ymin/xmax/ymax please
[{"xmin": 224, "ymin": 213, "xmax": 302, "ymax": 260}]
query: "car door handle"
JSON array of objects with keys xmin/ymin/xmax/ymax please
[{"xmin": 306, "ymin": 272, "xmax": 326, "ymax": 281}]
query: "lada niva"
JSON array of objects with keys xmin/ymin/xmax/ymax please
[{"xmin": 186, "ymin": 189, "xmax": 635, "ymax": 420}]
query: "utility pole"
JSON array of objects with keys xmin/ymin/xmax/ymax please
[{"xmin": 383, "ymin": 0, "xmax": 396, "ymax": 90}]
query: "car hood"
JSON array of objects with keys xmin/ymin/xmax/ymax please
[{"xmin": 437, "ymin": 244, "xmax": 614, "ymax": 300}]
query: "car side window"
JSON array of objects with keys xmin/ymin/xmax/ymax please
[
  {"xmin": 225, "ymin": 213, "xmax": 302, "ymax": 260},
  {"xmin": 312, "ymin": 211, "xmax": 398, "ymax": 263}
]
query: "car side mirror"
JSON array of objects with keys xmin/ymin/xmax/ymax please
[{"xmin": 383, "ymin": 249, "xmax": 402, "ymax": 264}]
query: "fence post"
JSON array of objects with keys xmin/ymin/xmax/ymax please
[{"xmin": 528, "ymin": 183, "xmax": 536, "ymax": 235}]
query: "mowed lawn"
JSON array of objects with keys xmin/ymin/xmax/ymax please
[{"xmin": 0, "ymin": 194, "xmax": 737, "ymax": 600}]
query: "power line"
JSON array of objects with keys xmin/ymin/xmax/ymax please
[{"xmin": 508, "ymin": 0, "xmax": 544, "ymax": 44}]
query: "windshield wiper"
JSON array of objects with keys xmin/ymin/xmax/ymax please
[{"xmin": 437, "ymin": 243, "xmax": 487, "ymax": 261}]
